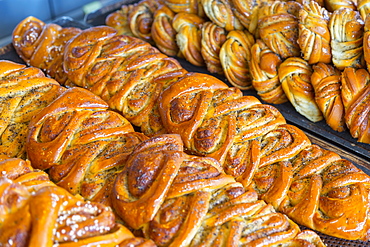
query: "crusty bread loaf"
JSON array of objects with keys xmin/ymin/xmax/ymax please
[{"xmin": 0, "ymin": 60, "xmax": 65, "ymax": 159}]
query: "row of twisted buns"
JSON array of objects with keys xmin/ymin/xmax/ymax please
[
  {"xmin": 0, "ymin": 73, "xmax": 327, "ymax": 246},
  {"xmin": 105, "ymin": 0, "xmax": 370, "ymax": 143},
  {"xmin": 0, "ymin": 155, "xmax": 155, "ymax": 246},
  {"xmin": 8, "ymin": 16, "xmax": 370, "ymax": 241}
]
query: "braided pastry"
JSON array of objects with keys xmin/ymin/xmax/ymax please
[
  {"xmin": 106, "ymin": 4, "xmax": 135, "ymax": 36},
  {"xmin": 163, "ymin": 0, "xmax": 205, "ymax": 17},
  {"xmin": 230, "ymin": 0, "xmax": 261, "ymax": 34},
  {"xmin": 172, "ymin": 12, "xmax": 206, "ymax": 67},
  {"xmin": 201, "ymin": 0, "xmax": 243, "ymax": 31},
  {"xmin": 128, "ymin": 0, "xmax": 163, "ymax": 44},
  {"xmin": 324, "ymin": 0, "xmax": 357, "ymax": 12},
  {"xmin": 329, "ymin": 8, "xmax": 365, "ymax": 70},
  {"xmin": 278, "ymin": 57, "xmax": 323, "ymax": 122},
  {"xmin": 250, "ymin": 39, "xmax": 287, "ymax": 104},
  {"xmin": 151, "ymin": 5, "xmax": 180, "ymax": 57},
  {"xmin": 358, "ymin": 0, "xmax": 370, "ymax": 21},
  {"xmin": 0, "ymin": 60, "xmax": 65, "ymax": 159},
  {"xmin": 258, "ymin": 1, "xmax": 302, "ymax": 59},
  {"xmin": 298, "ymin": 1, "xmax": 331, "ymax": 64},
  {"xmin": 158, "ymin": 72, "xmax": 370, "ymax": 240},
  {"xmin": 61, "ymin": 25, "xmax": 187, "ymax": 136},
  {"xmin": 219, "ymin": 30, "xmax": 255, "ymax": 90},
  {"xmin": 26, "ymin": 87, "xmax": 148, "ymax": 207},
  {"xmin": 12, "ymin": 16, "xmax": 81, "ymax": 85},
  {"xmin": 112, "ymin": 134, "xmax": 326, "ymax": 246},
  {"xmin": 201, "ymin": 21, "xmax": 227, "ymax": 74},
  {"xmin": 311, "ymin": 62, "xmax": 345, "ymax": 132},
  {"xmin": 0, "ymin": 177, "xmax": 155, "ymax": 247},
  {"xmin": 341, "ymin": 68, "xmax": 370, "ymax": 143},
  {"xmin": 363, "ymin": 14, "xmax": 370, "ymax": 71}
]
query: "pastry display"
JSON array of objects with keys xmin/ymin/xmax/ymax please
[
  {"xmin": 158, "ymin": 72, "xmax": 370, "ymax": 240},
  {"xmin": 0, "ymin": 60, "xmax": 65, "ymax": 159},
  {"xmin": 112, "ymin": 134, "xmax": 326, "ymax": 246},
  {"xmin": 102, "ymin": 0, "xmax": 370, "ymax": 146},
  {"xmin": 1, "ymin": 1, "xmax": 369, "ymax": 244}
]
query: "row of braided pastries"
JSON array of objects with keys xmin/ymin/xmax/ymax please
[
  {"xmin": 105, "ymin": 0, "xmax": 370, "ymax": 143},
  {"xmin": 8, "ymin": 15, "xmax": 370, "ymax": 241}
]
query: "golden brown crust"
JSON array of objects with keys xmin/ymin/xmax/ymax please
[
  {"xmin": 219, "ymin": 30, "xmax": 255, "ymax": 90},
  {"xmin": 358, "ymin": 0, "xmax": 370, "ymax": 21},
  {"xmin": 341, "ymin": 68, "xmax": 370, "ymax": 143},
  {"xmin": 151, "ymin": 5, "xmax": 180, "ymax": 56},
  {"xmin": 0, "ymin": 60, "xmax": 65, "ymax": 159},
  {"xmin": 12, "ymin": 16, "xmax": 81, "ymax": 85},
  {"xmin": 201, "ymin": 21, "xmax": 227, "ymax": 74},
  {"xmin": 172, "ymin": 12, "xmax": 206, "ymax": 67},
  {"xmin": 298, "ymin": 1, "xmax": 331, "ymax": 64},
  {"xmin": 105, "ymin": 4, "xmax": 135, "ymax": 36},
  {"xmin": 278, "ymin": 57, "xmax": 323, "ymax": 122},
  {"xmin": 112, "ymin": 134, "xmax": 325, "ymax": 246},
  {"xmin": 258, "ymin": 1, "xmax": 302, "ymax": 59},
  {"xmin": 230, "ymin": 0, "xmax": 260, "ymax": 33},
  {"xmin": 201, "ymin": 0, "xmax": 243, "ymax": 31},
  {"xmin": 329, "ymin": 8, "xmax": 365, "ymax": 70},
  {"xmin": 163, "ymin": 0, "xmax": 205, "ymax": 17},
  {"xmin": 26, "ymin": 87, "xmax": 148, "ymax": 206},
  {"xmin": 363, "ymin": 14, "xmax": 370, "ymax": 71},
  {"xmin": 63, "ymin": 26, "xmax": 187, "ymax": 136},
  {"xmin": 324, "ymin": 0, "xmax": 356, "ymax": 12},
  {"xmin": 250, "ymin": 39, "xmax": 287, "ymax": 104},
  {"xmin": 311, "ymin": 62, "xmax": 346, "ymax": 132}
]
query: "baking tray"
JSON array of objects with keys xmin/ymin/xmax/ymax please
[{"xmin": 1, "ymin": 15, "xmax": 369, "ymax": 246}]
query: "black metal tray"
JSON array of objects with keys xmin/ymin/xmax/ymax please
[{"xmin": 1, "ymin": 14, "xmax": 369, "ymax": 247}]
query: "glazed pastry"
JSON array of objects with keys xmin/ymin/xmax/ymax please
[
  {"xmin": 128, "ymin": 0, "xmax": 163, "ymax": 44},
  {"xmin": 163, "ymin": 0, "xmax": 205, "ymax": 17},
  {"xmin": 172, "ymin": 12, "xmax": 206, "ymax": 67},
  {"xmin": 278, "ymin": 57, "xmax": 323, "ymax": 122},
  {"xmin": 258, "ymin": 1, "xmax": 302, "ymax": 59},
  {"xmin": 151, "ymin": 5, "xmax": 180, "ymax": 56},
  {"xmin": 341, "ymin": 68, "xmax": 370, "ymax": 143},
  {"xmin": 324, "ymin": 0, "xmax": 356, "ymax": 12},
  {"xmin": 112, "ymin": 134, "xmax": 326, "ymax": 246},
  {"xmin": 311, "ymin": 62, "xmax": 345, "ymax": 132},
  {"xmin": 201, "ymin": 0, "xmax": 243, "ymax": 31},
  {"xmin": 250, "ymin": 39, "xmax": 287, "ymax": 104},
  {"xmin": 106, "ymin": 4, "xmax": 135, "ymax": 36},
  {"xmin": 26, "ymin": 87, "xmax": 148, "ymax": 206},
  {"xmin": 219, "ymin": 30, "xmax": 255, "ymax": 90},
  {"xmin": 158, "ymin": 72, "xmax": 370, "ymax": 240},
  {"xmin": 0, "ymin": 60, "xmax": 65, "ymax": 159},
  {"xmin": 230, "ymin": 0, "xmax": 261, "ymax": 34},
  {"xmin": 358, "ymin": 0, "xmax": 370, "ymax": 21},
  {"xmin": 0, "ymin": 178, "xmax": 155, "ymax": 247},
  {"xmin": 61, "ymin": 25, "xmax": 187, "ymax": 136},
  {"xmin": 329, "ymin": 8, "xmax": 364, "ymax": 70},
  {"xmin": 12, "ymin": 16, "xmax": 81, "ymax": 85},
  {"xmin": 363, "ymin": 15, "xmax": 370, "ymax": 71},
  {"xmin": 298, "ymin": 1, "xmax": 331, "ymax": 64},
  {"xmin": 201, "ymin": 21, "xmax": 227, "ymax": 74},
  {"xmin": 0, "ymin": 155, "xmax": 55, "ymax": 193}
]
